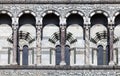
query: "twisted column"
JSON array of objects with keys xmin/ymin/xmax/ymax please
[{"xmin": 84, "ymin": 25, "xmax": 90, "ymax": 65}]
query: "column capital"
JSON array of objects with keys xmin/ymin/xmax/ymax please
[
  {"xmin": 36, "ymin": 25, "xmax": 42, "ymax": 30},
  {"xmin": 36, "ymin": 17, "xmax": 42, "ymax": 25},
  {"xmin": 60, "ymin": 17, "xmax": 66, "ymax": 26},
  {"xmin": 60, "ymin": 25, "xmax": 66, "ymax": 29},
  {"xmin": 84, "ymin": 17, "xmax": 90, "ymax": 25},
  {"xmin": 12, "ymin": 24, "xmax": 18, "ymax": 30},
  {"xmin": 12, "ymin": 17, "xmax": 19, "ymax": 25},
  {"xmin": 84, "ymin": 24, "xmax": 90, "ymax": 31},
  {"xmin": 108, "ymin": 24, "xmax": 114, "ymax": 30}
]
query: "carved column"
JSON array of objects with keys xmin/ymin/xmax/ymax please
[
  {"xmin": 109, "ymin": 25, "xmax": 115, "ymax": 65},
  {"xmin": 36, "ymin": 25, "xmax": 42, "ymax": 65},
  {"xmin": 12, "ymin": 24, "xmax": 18, "ymax": 65},
  {"xmin": 60, "ymin": 25, "xmax": 66, "ymax": 65},
  {"xmin": 84, "ymin": 24, "xmax": 90, "ymax": 65}
]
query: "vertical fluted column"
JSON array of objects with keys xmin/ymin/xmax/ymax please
[
  {"xmin": 12, "ymin": 24, "xmax": 18, "ymax": 65},
  {"xmin": 60, "ymin": 25, "xmax": 66, "ymax": 65},
  {"xmin": 84, "ymin": 25, "xmax": 90, "ymax": 65},
  {"xmin": 36, "ymin": 25, "xmax": 42, "ymax": 65},
  {"xmin": 109, "ymin": 25, "xmax": 115, "ymax": 65}
]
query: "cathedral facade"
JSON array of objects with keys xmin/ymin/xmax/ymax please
[{"xmin": 0, "ymin": 0, "xmax": 120, "ymax": 76}]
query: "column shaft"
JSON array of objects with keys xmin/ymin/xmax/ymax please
[
  {"xmin": 85, "ymin": 25, "xmax": 90, "ymax": 65},
  {"xmin": 36, "ymin": 25, "xmax": 42, "ymax": 65},
  {"xmin": 60, "ymin": 26, "xmax": 66, "ymax": 65},
  {"xmin": 12, "ymin": 24, "xmax": 17, "ymax": 65},
  {"xmin": 109, "ymin": 25, "xmax": 114, "ymax": 65}
]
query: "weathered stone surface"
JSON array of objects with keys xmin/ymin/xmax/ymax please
[
  {"xmin": 0, "ymin": 0, "xmax": 120, "ymax": 4},
  {"xmin": 0, "ymin": 66, "xmax": 120, "ymax": 76}
]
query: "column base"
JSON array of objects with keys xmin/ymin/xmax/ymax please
[
  {"xmin": 60, "ymin": 61, "xmax": 66, "ymax": 65},
  {"xmin": 109, "ymin": 61, "xmax": 115, "ymax": 65}
]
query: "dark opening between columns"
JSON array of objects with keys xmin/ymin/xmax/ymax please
[
  {"xmin": 0, "ymin": 14, "xmax": 12, "ymax": 26},
  {"xmin": 43, "ymin": 13, "xmax": 59, "ymax": 26}
]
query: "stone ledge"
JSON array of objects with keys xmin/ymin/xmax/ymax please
[{"xmin": 0, "ymin": 65, "xmax": 120, "ymax": 70}]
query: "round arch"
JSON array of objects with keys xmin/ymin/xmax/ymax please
[
  {"xmin": 114, "ymin": 11, "xmax": 120, "ymax": 26},
  {"xmin": 18, "ymin": 10, "xmax": 36, "ymax": 18},
  {"xmin": 65, "ymin": 10, "xmax": 85, "ymax": 18},
  {"xmin": 90, "ymin": 10, "xmax": 109, "ymax": 26},
  {"xmin": 0, "ymin": 10, "xmax": 12, "ymax": 26},
  {"xmin": 0, "ymin": 10, "xmax": 13, "ymax": 17},
  {"xmin": 41, "ymin": 10, "xmax": 60, "ymax": 18},
  {"xmin": 113, "ymin": 11, "xmax": 120, "ymax": 24},
  {"xmin": 65, "ymin": 10, "xmax": 85, "ymax": 27},
  {"xmin": 18, "ymin": 10, "xmax": 36, "ymax": 28},
  {"xmin": 89, "ymin": 10, "xmax": 109, "ymax": 18},
  {"xmin": 42, "ymin": 10, "xmax": 60, "ymax": 27}
]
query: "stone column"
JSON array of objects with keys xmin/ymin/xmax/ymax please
[
  {"xmin": 60, "ymin": 25, "xmax": 66, "ymax": 65},
  {"xmin": 10, "ymin": 48, "xmax": 13, "ymax": 64},
  {"xmin": 28, "ymin": 50, "xmax": 32, "ymax": 65},
  {"xmin": 12, "ymin": 24, "xmax": 18, "ymax": 65},
  {"xmin": 51, "ymin": 48, "xmax": 55, "ymax": 65},
  {"xmin": 109, "ymin": 25, "xmax": 115, "ymax": 65},
  {"xmin": 113, "ymin": 49, "xmax": 117, "ymax": 64},
  {"xmin": 93, "ymin": 49, "xmax": 97, "ymax": 65},
  {"xmin": 36, "ymin": 25, "xmax": 42, "ymax": 65},
  {"xmin": 20, "ymin": 50, "xmax": 22, "ymax": 66},
  {"xmin": 70, "ymin": 48, "xmax": 74, "ymax": 66},
  {"xmin": 84, "ymin": 25, "xmax": 90, "ymax": 65}
]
